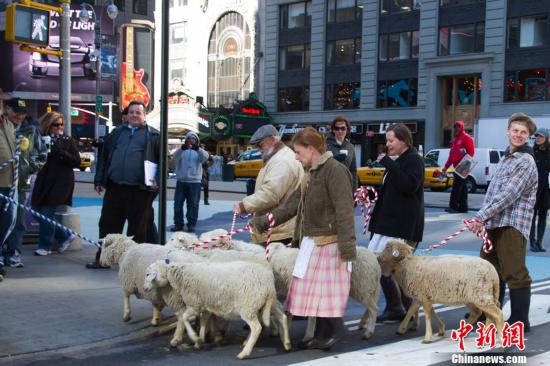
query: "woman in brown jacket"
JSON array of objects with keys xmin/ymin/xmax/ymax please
[
  {"xmin": 252, "ymin": 127, "xmax": 356, "ymax": 351},
  {"xmin": 31, "ymin": 112, "xmax": 80, "ymax": 256}
]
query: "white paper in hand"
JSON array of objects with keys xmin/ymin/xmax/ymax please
[
  {"xmin": 144, "ymin": 160, "xmax": 158, "ymax": 186},
  {"xmin": 292, "ymin": 237, "xmax": 315, "ymax": 278}
]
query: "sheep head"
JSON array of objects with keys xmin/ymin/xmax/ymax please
[
  {"xmin": 266, "ymin": 242, "xmax": 285, "ymax": 261},
  {"xmin": 377, "ymin": 240, "xmax": 411, "ymax": 276},
  {"xmin": 99, "ymin": 234, "xmax": 136, "ymax": 266},
  {"xmin": 143, "ymin": 260, "xmax": 170, "ymax": 292},
  {"xmin": 166, "ymin": 231, "xmax": 199, "ymax": 249},
  {"xmin": 199, "ymin": 229, "xmax": 231, "ymax": 249}
]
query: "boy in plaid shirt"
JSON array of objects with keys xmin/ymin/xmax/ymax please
[{"xmin": 468, "ymin": 112, "xmax": 538, "ymax": 332}]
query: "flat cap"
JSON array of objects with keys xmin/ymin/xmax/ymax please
[{"xmin": 250, "ymin": 124, "xmax": 279, "ymax": 145}]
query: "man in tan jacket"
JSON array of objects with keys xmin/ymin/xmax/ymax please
[{"xmin": 233, "ymin": 124, "xmax": 304, "ymax": 245}]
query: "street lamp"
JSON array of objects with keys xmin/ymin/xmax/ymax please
[{"xmin": 79, "ymin": 1, "xmax": 118, "ymax": 144}]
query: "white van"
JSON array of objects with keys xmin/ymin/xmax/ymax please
[{"xmin": 425, "ymin": 148, "xmax": 505, "ymax": 193}]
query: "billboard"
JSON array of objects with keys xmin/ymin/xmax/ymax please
[{"xmin": 0, "ymin": 4, "xmax": 114, "ymax": 97}]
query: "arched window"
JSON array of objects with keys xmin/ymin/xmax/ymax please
[{"xmin": 207, "ymin": 12, "xmax": 252, "ymax": 108}]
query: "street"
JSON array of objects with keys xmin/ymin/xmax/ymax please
[{"xmin": 1, "ymin": 179, "xmax": 550, "ymax": 366}]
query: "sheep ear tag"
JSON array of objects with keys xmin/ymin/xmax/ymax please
[{"xmin": 392, "ymin": 249, "xmax": 400, "ymax": 258}]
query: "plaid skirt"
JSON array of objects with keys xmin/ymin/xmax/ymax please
[{"xmin": 284, "ymin": 243, "xmax": 351, "ymax": 317}]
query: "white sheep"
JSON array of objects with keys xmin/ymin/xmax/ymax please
[
  {"xmin": 151, "ymin": 260, "xmax": 286, "ymax": 359},
  {"xmin": 267, "ymin": 242, "xmax": 381, "ymax": 340},
  {"xmin": 166, "ymin": 231, "xmax": 199, "ymax": 248},
  {"xmin": 99, "ymin": 233, "xmax": 170, "ymax": 326},
  {"xmin": 378, "ymin": 240, "xmax": 504, "ymax": 344},
  {"xmin": 198, "ymin": 229, "xmax": 232, "ymax": 249},
  {"xmin": 227, "ymin": 239, "xmax": 266, "ymax": 254}
]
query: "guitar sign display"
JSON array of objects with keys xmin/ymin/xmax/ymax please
[{"xmin": 120, "ymin": 26, "xmax": 150, "ymax": 111}]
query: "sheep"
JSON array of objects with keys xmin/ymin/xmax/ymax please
[
  {"xmin": 166, "ymin": 231, "xmax": 199, "ymax": 248},
  {"xmin": 227, "ymin": 239, "xmax": 266, "ymax": 254},
  {"xmin": 99, "ymin": 233, "xmax": 171, "ymax": 326},
  {"xmin": 150, "ymin": 260, "xmax": 288, "ymax": 359},
  {"xmin": 267, "ymin": 242, "xmax": 381, "ymax": 340},
  {"xmin": 198, "ymin": 229, "xmax": 232, "ymax": 249},
  {"xmin": 144, "ymin": 252, "xmax": 219, "ymax": 348},
  {"xmin": 378, "ymin": 240, "xmax": 504, "ymax": 344}
]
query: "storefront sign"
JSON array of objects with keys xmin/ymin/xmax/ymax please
[
  {"xmin": 212, "ymin": 115, "xmax": 230, "ymax": 136},
  {"xmin": 367, "ymin": 121, "xmax": 418, "ymax": 134},
  {"xmin": 317, "ymin": 124, "xmax": 364, "ymax": 135},
  {"xmin": 278, "ymin": 124, "xmax": 305, "ymax": 135}
]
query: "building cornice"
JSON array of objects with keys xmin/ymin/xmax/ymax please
[{"xmin": 423, "ymin": 52, "xmax": 495, "ymax": 67}]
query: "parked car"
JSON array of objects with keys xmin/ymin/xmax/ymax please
[
  {"xmin": 232, "ymin": 149, "xmax": 263, "ymax": 179},
  {"xmin": 29, "ymin": 36, "xmax": 96, "ymax": 79},
  {"xmin": 357, "ymin": 158, "xmax": 454, "ymax": 191},
  {"xmin": 425, "ymin": 148, "xmax": 505, "ymax": 193}
]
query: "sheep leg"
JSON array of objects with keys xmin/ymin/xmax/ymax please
[
  {"xmin": 170, "ymin": 311, "xmax": 187, "ymax": 347},
  {"xmin": 361, "ymin": 296, "xmax": 378, "ymax": 339},
  {"xmin": 199, "ymin": 312, "xmax": 211, "ymax": 344},
  {"xmin": 151, "ymin": 305, "xmax": 162, "ymax": 326},
  {"xmin": 237, "ymin": 317, "xmax": 262, "ymax": 360},
  {"xmin": 123, "ymin": 292, "xmax": 132, "ymax": 322},
  {"xmin": 208, "ymin": 315, "xmax": 224, "ymax": 345},
  {"xmin": 409, "ymin": 307, "xmax": 419, "ymax": 331},
  {"xmin": 422, "ymin": 301, "xmax": 435, "ymax": 344},
  {"xmin": 466, "ymin": 304, "xmax": 483, "ymax": 325},
  {"xmin": 479, "ymin": 304, "xmax": 504, "ymax": 348},
  {"xmin": 269, "ymin": 316, "xmax": 279, "ymax": 337},
  {"xmin": 302, "ymin": 317, "xmax": 316, "ymax": 342},
  {"xmin": 430, "ymin": 308, "xmax": 445, "ymax": 337},
  {"xmin": 271, "ymin": 301, "xmax": 291, "ymax": 352},
  {"xmin": 181, "ymin": 308, "xmax": 202, "ymax": 350},
  {"xmin": 397, "ymin": 300, "xmax": 420, "ymax": 335}
]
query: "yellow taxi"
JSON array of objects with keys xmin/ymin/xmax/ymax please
[
  {"xmin": 232, "ymin": 149, "xmax": 264, "ymax": 178},
  {"xmin": 357, "ymin": 158, "xmax": 454, "ymax": 191},
  {"xmin": 79, "ymin": 152, "xmax": 94, "ymax": 172}
]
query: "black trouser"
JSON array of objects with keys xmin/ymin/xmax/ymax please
[
  {"xmin": 202, "ymin": 176, "xmax": 209, "ymax": 204},
  {"xmin": 449, "ymin": 173, "xmax": 468, "ymax": 212},
  {"xmin": 147, "ymin": 206, "xmax": 159, "ymax": 244},
  {"xmin": 530, "ymin": 208, "xmax": 548, "ymax": 248}
]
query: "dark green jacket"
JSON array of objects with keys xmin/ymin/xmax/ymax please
[
  {"xmin": 15, "ymin": 117, "xmax": 47, "ymax": 190},
  {"xmin": 253, "ymin": 152, "xmax": 357, "ymax": 261}
]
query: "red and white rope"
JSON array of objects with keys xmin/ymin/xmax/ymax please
[
  {"xmin": 264, "ymin": 213, "xmax": 276, "ymax": 261},
  {"xmin": 422, "ymin": 219, "xmax": 493, "ymax": 255},
  {"xmin": 354, "ymin": 186, "xmax": 378, "ymax": 235}
]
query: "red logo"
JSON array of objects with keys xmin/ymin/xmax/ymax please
[{"xmin": 451, "ymin": 320, "xmax": 526, "ymax": 351}]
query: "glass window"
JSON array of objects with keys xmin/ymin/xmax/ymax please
[
  {"xmin": 377, "ymin": 79, "xmax": 418, "ymax": 107},
  {"xmin": 328, "ymin": 0, "xmax": 360, "ymax": 22},
  {"xmin": 379, "ymin": 34, "xmax": 388, "ymax": 61},
  {"xmin": 412, "ymin": 31, "xmax": 420, "ymax": 58},
  {"xmin": 132, "ymin": 0, "xmax": 147, "ymax": 15},
  {"xmin": 505, "ymin": 69, "xmax": 548, "ymax": 102},
  {"xmin": 439, "ymin": 23, "xmax": 484, "ymax": 55},
  {"xmin": 170, "ymin": 58, "xmax": 186, "ymax": 80},
  {"xmin": 278, "ymin": 87, "xmax": 309, "ymax": 111},
  {"xmin": 507, "ymin": 16, "xmax": 548, "ymax": 48},
  {"xmin": 380, "ymin": 31, "xmax": 417, "ymax": 61},
  {"xmin": 328, "ymin": 0, "xmax": 336, "ymax": 22},
  {"xmin": 280, "ymin": 45, "xmax": 308, "ymax": 70},
  {"xmin": 391, "ymin": 0, "xmax": 412, "ymax": 12},
  {"xmin": 381, "ymin": 0, "xmax": 420, "ymax": 14},
  {"xmin": 325, "ymin": 82, "xmax": 360, "ymax": 110},
  {"xmin": 170, "ymin": 23, "xmax": 187, "ymax": 44},
  {"xmin": 440, "ymin": 0, "xmax": 482, "ymax": 6},
  {"xmin": 327, "ymin": 38, "xmax": 361, "ymax": 65},
  {"xmin": 281, "ymin": 2, "xmax": 311, "ymax": 29}
]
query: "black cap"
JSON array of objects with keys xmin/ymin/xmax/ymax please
[{"xmin": 4, "ymin": 98, "xmax": 28, "ymax": 113}]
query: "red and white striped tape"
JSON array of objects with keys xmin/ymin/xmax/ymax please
[
  {"xmin": 423, "ymin": 218, "xmax": 493, "ymax": 255},
  {"xmin": 354, "ymin": 186, "xmax": 378, "ymax": 235}
]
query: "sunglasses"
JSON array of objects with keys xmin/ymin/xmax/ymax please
[
  {"xmin": 52, "ymin": 123, "xmax": 64, "ymax": 127},
  {"xmin": 333, "ymin": 126, "xmax": 347, "ymax": 131}
]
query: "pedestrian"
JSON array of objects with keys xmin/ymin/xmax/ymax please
[
  {"xmin": 367, "ymin": 123, "xmax": 424, "ymax": 323},
  {"xmin": 0, "ymin": 92, "xmax": 17, "ymax": 277},
  {"xmin": 171, "ymin": 131, "xmax": 209, "ymax": 233},
  {"xmin": 31, "ymin": 112, "xmax": 80, "ymax": 256},
  {"xmin": 530, "ymin": 128, "xmax": 550, "ymax": 253},
  {"xmin": 86, "ymin": 100, "xmax": 160, "ymax": 269},
  {"xmin": 325, "ymin": 116, "xmax": 358, "ymax": 193},
  {"xmin": 251, "ymin": 127, "xmax": 356, "ymax": 350},
  {"xmin": 233, "ymin": 124, "xmax": 304, "ymax": 246},
  {"xmin": 467, "ymin": 112, "xmax": 538, "ymax": 332},
  {"xmin": 443, "ymin": 120, "xmax": 475, "ymax": 213},
  {"xmin": 4, "ymin": 100, "xmax": 48, "ymax": 267},
  {"xmin": 202, "ymin": 148, "xmax": 213, "ymax": 205}
]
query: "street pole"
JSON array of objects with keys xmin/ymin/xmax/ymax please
[
  {"xmin": 59, "ymin": 0, "xmax": 71, "ymax": 136},
  {"xmin": 94, "ymin": 18, "xmax": 101, "ymax": 144},
  {"xmin": 158, "ymin": 0, "xmax": 169, "ymax": 244}
]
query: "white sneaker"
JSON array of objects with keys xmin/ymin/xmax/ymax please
[
  {"xmin": 58, "ymin": 234, "xmax": 76, "ymax": 253},
  {"xmin": 34, "ymin": 249, "xmax": 51, "ymax": 256}
]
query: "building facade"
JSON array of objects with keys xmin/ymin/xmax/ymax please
[{"xmin": 259, "ymin": 0, "xmax": 550, "ymax": 164}]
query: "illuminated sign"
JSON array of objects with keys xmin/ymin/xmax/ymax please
[{"xmin": 5, "ymin": 3, "xmax": 51, "ymax": 48}]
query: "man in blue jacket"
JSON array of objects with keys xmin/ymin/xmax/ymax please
[{"xmin": 171, "ymin": 131, "xmax": 209, "ymax": 233}]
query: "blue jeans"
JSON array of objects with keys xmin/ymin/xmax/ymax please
[
  {"xmin": 33, "ymin": 205, "xmax": 70, "ymax": 251},
  {"xmin": 5, "ymin": 189, "xmax": 27, "ymax": 256},
  {"xmin": 173, "ymin": 182, "xmax": 201, "ymax": 227},
  {"xmin": 0, "ymin": 187, "xmax": 17, "ymax": 253}
]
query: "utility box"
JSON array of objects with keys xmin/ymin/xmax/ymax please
[{"xmin": 55, "ymin": 205, "xmax": 82, "ymax": 251}]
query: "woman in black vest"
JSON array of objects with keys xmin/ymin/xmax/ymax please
[
  {"xmin": 368, "ymin": 123, "xmax": 424, "ymax": 322},
  {"xmin": 530, "ymin": 128, "xmax": 550, "ymax": 252}
]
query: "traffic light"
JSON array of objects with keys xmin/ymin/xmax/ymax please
[{"xmin": 5, "ymin": 3, "xmax": 50, "ymax": 48}]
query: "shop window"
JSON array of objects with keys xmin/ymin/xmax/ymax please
[
  {"xmin": 507, "ymin": 16, "xmax": 548, "ymax": 48},
  {"xmin": 381, "ymin": 0, "xmax": 420, "ymax": 14},
  {"xmin": 114, "ymin": 0, "xmax": 125, "ymax": 12},
  {"xmin": 279, "ymin": 44, "xmax": 310, "ymax": 70},
  {"xmin": 325, "ymin": 82, "xmax": 360, "ymax": 110},
  {"xmin": 379, "ymin": 31, "xmax": 418, "ymax": 61},
  {"xmin": 440, "ymin": 0, "xmax": 484, "ymax": 6},
  {"xmin": 170, "ymin": 58, "xmax": 186, "ymax": 81},
  {"xmin": 132, "ymin": 0, "xmax": 147, "ymax": 15},
  {"xmin": 328, "ymin": 0, "xmax": 362, "ymax": 23},
  {"xmin": 439, "ymin": 22, "xmax": 485, "ymax": 56},
  {"xmin": 505, "ymin": 68, "xmax": 549, "ymax": 102},
  {"xmin": 280, "ymin": 1, "xmax": 312, "ymax": 29},
  {"xmin": 377, "ymin": 79, "xmax": 418, "ymax": 107},
  {"xmin": 169, "ymin": 0, "xmax": 188, "ymax": 7},
  {"xmin": 278, "ymin": 87, "xmax": 310, "ymax": 111},
  {"xmin": 170, "ymin": 22, "xmax": 187, "ymax": 45},
  {"xmin": 327, "ymin": 38, "xmax": 361, "ymax": 65}
]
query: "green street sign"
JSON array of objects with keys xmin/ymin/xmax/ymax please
[
  {"xmin": 70, "ymin": 108, "xmax": 79, "ymax": 117},
  {"xmin": 96, "ymin": 95, "xmax": 103, "ymax": 114}
]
